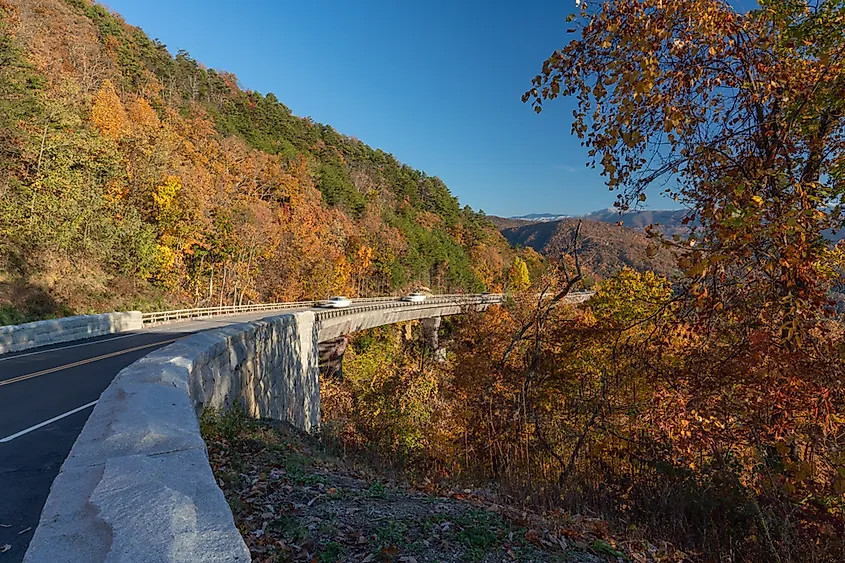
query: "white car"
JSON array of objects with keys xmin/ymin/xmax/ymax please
[
  {"xmin": 402, "ymin": 292, "xmax": 427, "ymax": 303},
  {"xmin": 320, "ymin": 296, "xmax": 352, "ymax": 308}
]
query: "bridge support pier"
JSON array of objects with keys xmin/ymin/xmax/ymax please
[
  {"xmin": 420, "ymin": 316, "xmax": 441, "ymax": 352},
  {"xmin": 318, "ymin": 335, "xmax": 350, "ymax": 381}
]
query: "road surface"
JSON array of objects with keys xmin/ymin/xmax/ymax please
[{"xmin": 0, "ymin": 310, "xmax": 309, "ymax": 561}]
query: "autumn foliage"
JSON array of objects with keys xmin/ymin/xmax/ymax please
[
  {"xmin": 322, "ymin": 265, "xmax": 844, "ymax": 561},
  {"xmin": 526, "ymin": 0, "xmax": 845, "ymax": 340},
  {"xmin": 325, "ymin": 2, "xmax": 845, "ymax": 561},
  {"xmin": 0, "ymin": 0, "xmax": 513, "ymax": 318}
]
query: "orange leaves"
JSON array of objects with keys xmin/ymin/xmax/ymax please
[
  {"xmin": 103, "ymin": 179, "xmax": 128, "ymax": 205},
  {"xmin": 527, "ymin": 0, "xmax": 845, "ymax": 339},
  {"xmin": 414, "ymin": 211, "xmax": 441, "ymax": 230},
  {"xmin": 0, "ymin": 0, "xmax": 19, "ymax": 27},
  {"xmin": 91, "ymin": 79, "xmax": 128, "ymax": 140},
  {"xmin": 103, "ymin": 34, "xmax": 120, "ymax": 60},
  {"xmin": 127, "ymin": 97, "xmax": 159, "ymax": 130}
]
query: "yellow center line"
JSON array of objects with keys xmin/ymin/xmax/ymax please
[{"xmin": 0, "ymin": 337, "xmax": 184, "ymax": 388}]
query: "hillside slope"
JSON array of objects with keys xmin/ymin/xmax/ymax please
[
  {"xmin": 582, "ymin": 208, "xmax": 693, "ymax": 236},
  {"xmin": 0, "ymin": 0, "xmax": 515, "ymax": 320},
  {"xmin": 487, "ymin": 215, "xmax": 537, "ymax": 231},
  {"xmin": 501, "ymin": 219, "xmax": 679, "ymax": 279},
  {"xmin": 203, "ymin": 412, "xmax": 650, "ymax": 563}
]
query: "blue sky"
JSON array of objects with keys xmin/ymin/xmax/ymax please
[{"xmin": 103, "ymin": 0, "xmax": 675, "ymax": 217}]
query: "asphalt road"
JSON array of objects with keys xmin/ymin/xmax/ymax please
[{"xmin": 0, "ymin": 311, "xmax": 310, "ymax": 561}]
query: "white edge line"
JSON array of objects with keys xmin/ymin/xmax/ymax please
[{"xmin": 0, "ymin": 400, "xmax": 99, "ymax": 443}]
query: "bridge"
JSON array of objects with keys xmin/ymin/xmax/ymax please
[{"xmin": 0, "ymin": 291, "xmax": 593, "ymax": 563}]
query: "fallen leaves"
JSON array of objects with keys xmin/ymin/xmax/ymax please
[{"xmin": 203, "ymin": 414, "xmax": 675, "ymax": 563}]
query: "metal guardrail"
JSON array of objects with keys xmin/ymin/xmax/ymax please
[
  {"xmin": 313, "ymin": 294, "xmax": 504, "ymax": 321},
  {"xmin": 141, "ymin": 291, "xmax": 594, "ymax": 325},
  {"xmin": 141, "ymin": 301, "xmax": 317, "ymax": 325},
  {"xmin": 139, "ymin": 294, "xmax": 499, "ymax": 325}
]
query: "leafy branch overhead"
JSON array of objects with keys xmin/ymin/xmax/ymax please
[{"xmin": 525, "ymin": 0, "xmax": 845, "ymax": 336}]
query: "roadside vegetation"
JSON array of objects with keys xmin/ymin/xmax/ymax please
[
  {"xmin": 322, "ymin": 1, "xmax": 845, "ymax": 561},
  {"xmin": 322, "ymin": 265, "xmax": 844, "ymax": 562},
  {"xmin": 203, "ymin": 408, "xmax": 670, "ymax": 563}
]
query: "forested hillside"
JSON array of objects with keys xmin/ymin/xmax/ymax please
[
  {"xmin": 500, "ymin": 218, "xmax": 679, "ymax": 279},
  {"xmin": 0, "ymin": 0, "xmax": 515, "ymax": 322},
  {"xmin": 581, "ymin": 208, "xmax": 691, "ymax": 235}
]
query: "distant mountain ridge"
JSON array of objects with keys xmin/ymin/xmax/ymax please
[
  {"xmin": 504, "ymin": 208, "xmax": 693, "ymax": 236},
  {"xmin": 581, "ymin": 208, "xmax": 692, "ymax": 235},
  {"xmin": 498, "ymin": 218, "xmax": 679, "ymax": 279},
  {"xmin": 511, "ymin": 213, "xmax": 573, "ymax": 222},
  {"xmin": 487, "ymin": 208, "xmax": 690, "ymax": 279}
]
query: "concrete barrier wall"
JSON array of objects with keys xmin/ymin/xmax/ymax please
[
  {"xmin": 0, "ymin": 311, "xmax": 143, "ymax": 355},
  {"xmin": 24, "ymin": 311, "xmax": 319, "ymax": 563},
  {"xmin": 23, "ymin": 299, "xmax": 521, "ymax": 562}
]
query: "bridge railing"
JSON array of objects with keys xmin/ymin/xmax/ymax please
[
  {"xmin": 140, "ymin": 291, "xmax": 595, "ymax": 326},
  {"xmin": 313, "ymin": 294, "xmax": 504, "ymax": 321},
  {"xmin": 141, "ymin": 301, "xmax": 318, "ymax": 325},
  {"xmin": 139, "ymin": 294, "xmax": 493, "ymax": 325}
]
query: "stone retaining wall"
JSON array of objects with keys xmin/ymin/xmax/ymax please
[
  {"xmin": 24, "ymin": 311, "xmax": 319, "ymax": 563},
  {"xmin": 0, "ymin": 311, "xmax": 143, "ymax": 355}
]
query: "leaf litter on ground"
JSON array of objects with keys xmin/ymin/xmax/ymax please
[{"xmin": 202, "ymin": 413, "xmax": 690, "ymax": 563}]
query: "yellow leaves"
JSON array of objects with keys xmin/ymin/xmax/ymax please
[
  {"xmin": 332, "ymin": 255, "xmax": 352, "ymax": 294},
  {"xmin": 356, "ymin": 244, "xmax": 374, "ymax": 271},
  {"xmin": 153, "ymin": 175, "xmax": 181, "ymax": 212},
  {"xmin": 507, "ymin": 257, "xmax": 531, "ymax": 291},
  {"xmin": 152, "ymin": 176, "xmax": 183, "ymax": 234},
  {"xmin": 600, "ymin": 152, "xmax": 617, "ymax": 177},
  {"xmin": 152, "ymin": 243, "xmax": 179, "ymax": 287},
  {"xmin": 620, "ymin": 129, "xmax": 643, "ymax": 148},
  {"xmin": 751, "ymin": 195, "xmax": 764, "ymax": 206},
  {"xmin": 91, "ymin": 79, "xmax": 128, "ymax": 140},
  {"xmin": 590, "ymin": 268, "xmax": 673, "ymax": 328}
]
